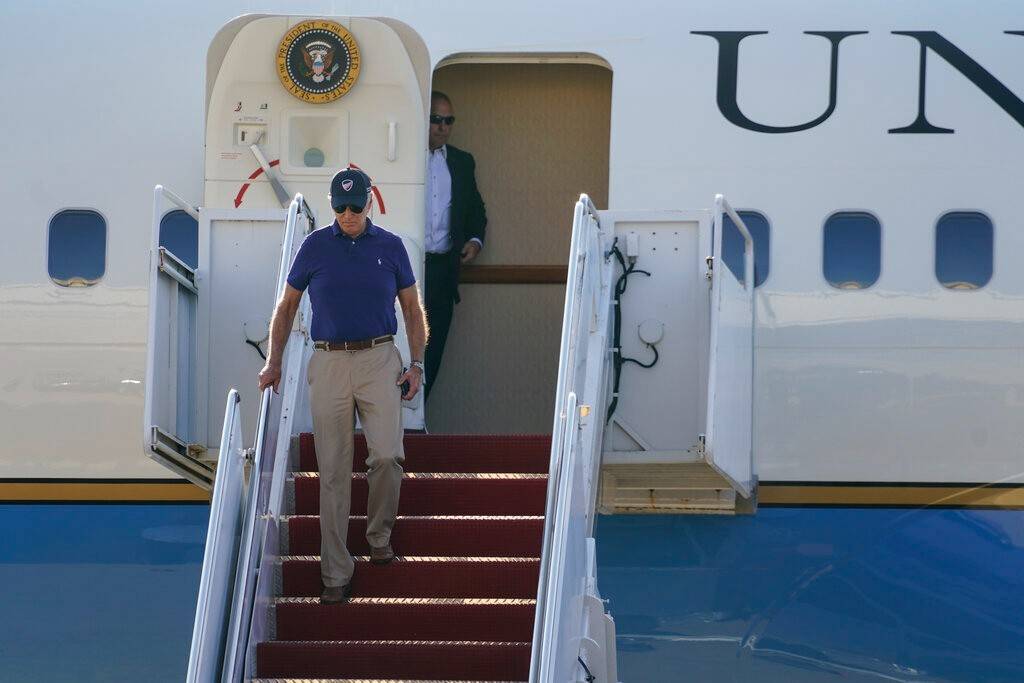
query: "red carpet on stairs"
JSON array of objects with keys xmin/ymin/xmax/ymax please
[{"xmin": 255, "ymin": 433, "xmax": 551, "ymax": 682}]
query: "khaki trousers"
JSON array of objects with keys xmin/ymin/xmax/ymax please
[{"xmin": 308, "ymin": 342, "xmax": 405, "ymax": 587}]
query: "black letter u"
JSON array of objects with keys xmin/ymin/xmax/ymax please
[{"xmin": 692, "ymin": 31, "xmax": 867, "ymax": 133}]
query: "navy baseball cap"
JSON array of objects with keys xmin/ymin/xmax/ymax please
[{"xmin": 329, "ymin": 168, "xmax": 372, "ymax": 211}]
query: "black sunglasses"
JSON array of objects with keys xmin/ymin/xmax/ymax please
[
  {"xmin": 335, "ymin": 204, "xmax": 365, "ymax": 214},
  {"xmin": 429, "ymin": 114, "xmax": 456, "ymax": 126}
]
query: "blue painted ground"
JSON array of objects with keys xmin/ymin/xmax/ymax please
[
  {"xmin": 0, "ymin": 504, "xmax": 208, "ymax": 682},
  {"xmin": 3, "ymin": 504, "xmax": 1022, "ymax": 682},
  {"xmin": 595, "ymin": 508, "xmax": 1024, "ymax": 683}
]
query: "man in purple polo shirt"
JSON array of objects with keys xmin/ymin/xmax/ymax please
[{"xmin": 258, "ymin": 168, "xmax": 428, "ymax": 604}]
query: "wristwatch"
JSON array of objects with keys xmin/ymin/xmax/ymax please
[{"xmin": 410, "ymin": 360, "xmax": 424, "ymax": 373}]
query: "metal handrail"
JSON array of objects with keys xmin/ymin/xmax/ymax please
[
  {"xmin": 154, "ymin": 184, "xmax": 200, "ymax": 221},
  {"xmin": 220, "ymin": 194, "xmax": 306, "ymax": 681},
  {"xmin": 274, "ymin": 194, "xmax": 304, "ymax": 297},
  {"xmin": 537, "ymin": 391, "xmax": 580, "ymax": 681},
  {"xmin": 713, "ymin": 194, "xmax": 754, "ymax": 290},
  {"xmin": 186, "ymin": 389, "xmax": 243, "ymax": 682},
  {"xmin": 530, "ymin": 194, "xmax": 601, "ymax": 682},
  {"xmin": 220, "ymin": 386, "xmax": 271, "ymax": 681}
]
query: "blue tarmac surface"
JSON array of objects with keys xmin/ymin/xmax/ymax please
[
  {"xmin": 0, "ymin": 504, "xmax": 208, "ymax": 682},
  {"xmin": 595, "ymin": 509, "xmax": 1024, "ymax": 683},
  {"xmin": 3, "ymin": 504, "xmax": 1022, "ymax": 682}
]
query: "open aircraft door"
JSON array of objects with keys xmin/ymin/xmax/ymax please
[
  {"xmin": 143, "ymin": 187, "xmax": 213, "ymax": 488},
  {"xmin": 144, "ymin": 186, "xmax": 303, "ymax": 487},
  {"xmin": 703, "ymin": 195, "xmax": 755, "ymax": 498}
]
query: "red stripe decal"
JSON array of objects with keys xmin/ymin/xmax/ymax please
[
  {"xmin": 234, "ymin": 184, "xmax": 250, "ymax": 208},
  {"xmin": 234, "ymin": 160, "xmax": 281, "ymax": 207}
]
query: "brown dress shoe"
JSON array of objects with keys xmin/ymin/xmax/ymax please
[
  {"xmin": 370, "ymin": 543, "xmax": 395, "ymax": 565},
  {"xmin": 320, "ymin": 582, "xmax": 352, "ymax": 604}
]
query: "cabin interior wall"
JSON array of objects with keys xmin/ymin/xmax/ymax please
[{"xmin": 427, "ymin": 62, "xmax": 611, "ymax": 433}]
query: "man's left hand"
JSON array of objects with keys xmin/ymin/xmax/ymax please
[
  {"xmin": 460, "ymin": 240, "xmax": 481, "ymax": 263},
  {"xmin": 398, "ymin": 366, "xmax": 423, "ymax": 401}
]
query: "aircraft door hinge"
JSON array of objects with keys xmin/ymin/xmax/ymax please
[{"xmin": 705, "ymin": 256, "xmax": 714, "ymax": 280}]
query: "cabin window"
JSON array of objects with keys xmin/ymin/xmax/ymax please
[
  {"xmin": 823, "ymin": 212, "xmax": 881, "ymax": 290},
  {"xmin": 722, "ymin": 211, "xmax": 770, "ymax": 287},
  {"xmin": 159, "ymin": 210, "xmax": 199, "ymax": 269},
  {"xmin": 48, "ymin": 210, "xmax": 106, "ymax": 287},
  {"xmin": 935, "ymin": 211, "xmax": 993, "ymax": 290}
]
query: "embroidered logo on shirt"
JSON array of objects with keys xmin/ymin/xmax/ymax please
[{"xmin": 378, "ymin": 258, "xmax": 383, "ymax": 265}]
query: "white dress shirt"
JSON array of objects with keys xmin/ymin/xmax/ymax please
[
  {"xmin": 426, "ymin": 145, "xmax": 483, "ymax": 255},
  {"xmin": 426, "ymin": 146, "xmax": 452, "ymax": 254}
]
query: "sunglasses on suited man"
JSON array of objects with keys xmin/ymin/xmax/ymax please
[{"xmin": 429, "ymin": 114, "xmax": 456, "ymax": 126}]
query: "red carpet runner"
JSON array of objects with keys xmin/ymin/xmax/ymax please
[{"xmin": 254, "ymin": 433, "xmax": 550, "ymax": 682}]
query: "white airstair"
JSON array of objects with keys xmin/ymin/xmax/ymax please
[{"xmin": 142, "ymin": 187, "xmax": 754, "ymax": 680}]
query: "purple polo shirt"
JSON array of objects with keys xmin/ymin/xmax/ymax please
[{"xmin": 286, "ymin": 219, "xmax": 416, "ymax": 342}]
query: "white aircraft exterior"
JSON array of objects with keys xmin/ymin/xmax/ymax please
[{"xmin": 2, "ymin": 2, "xmax": 1022, "ymax": 681}]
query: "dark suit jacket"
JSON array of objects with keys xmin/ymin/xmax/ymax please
[{"xmin": 443, "ymin": 144, "xmax": 487, "ymax": 301}]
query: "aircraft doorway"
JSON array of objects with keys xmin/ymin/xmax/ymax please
[{"xmin": 428, "ymin": 58, "xmax": 611, "ymax": 433}]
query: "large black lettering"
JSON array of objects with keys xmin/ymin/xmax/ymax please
[
  {"xmin": 691, "ymin": 31, "xmax": 867, "ymax": 133},
  {"xmin": 889, "ymin": 31, "xmax": 1024, "ymax": 134}
]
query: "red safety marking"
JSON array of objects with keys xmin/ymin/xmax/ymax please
[
  {"xmin": 234, "ymin": 159, "xmax": 281, "ymax": 208},
  {"xmin": 233, "ymin": 160, "xmax": 387, "ymax": 214}
]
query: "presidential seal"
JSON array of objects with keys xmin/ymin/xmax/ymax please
[{"xmin": 276, "ymin": 20, "xmax": 361, "ymax": 103}]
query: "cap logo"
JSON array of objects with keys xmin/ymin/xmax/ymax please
[{"xmin": 341, "ymin": 179, "xmax": 354, "ymax": 191}]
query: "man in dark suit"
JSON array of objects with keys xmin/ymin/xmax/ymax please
[{"xmin": 424, "ymin": 90, "xmax": 487, "ymax": 399}]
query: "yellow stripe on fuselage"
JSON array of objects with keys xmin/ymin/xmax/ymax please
[
  {"xmin": 759, "ymin": 484, "xmax": 1024, "ymax": 508},
  {"xmin": 0, "ymin": 481, "xmax": 209, "ymax": 502},
  {"xmin": 2, "ymin": 481, "xmax": 1022, "ymax": 508}
]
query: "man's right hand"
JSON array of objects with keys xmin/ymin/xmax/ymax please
[{"xmin": 258, "ymin": 363, "xmax": 282, "ymax": 393}]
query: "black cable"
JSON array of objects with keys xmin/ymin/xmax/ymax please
[
  {"xmin": 605, "ymin": 239, "xmax": 658, "ymax": 423},
  {"xmin": 246, "ymin": 339, "xmax": 267, "ymax": 361},
  {"xmin": 578, "ymin": 656, "xmax": 596, "ymax": 682}
]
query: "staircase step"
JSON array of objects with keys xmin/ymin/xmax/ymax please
[
  {"xmin": 281, "ymin": 556, "xmax": 540, "ymax": 598},
  {"xmin": 292, "ymin": 473, "xmax": 548, "ymax": 516},
  {"xmin": 274, "ymin": 598, "xmax": 535, "ymax": 642},
  {"xmin": 285, "ymin": 515, "xmax": 544, "ymax": 557},
  {"xmin": 256, "ymin": 640, "xmax": 530, "ymax": 680},
  {"xmin": 300, "ymin": 433, "xmax": 550, "ymax": 473}
]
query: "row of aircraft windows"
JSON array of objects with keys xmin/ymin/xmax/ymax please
[
  {"xmin": 722, "ymin": 210, "xmax": 993, "ymax": 290},
  {"xmin": 47, "ymin": 209, "xmax": 993, "ymax": 291}
]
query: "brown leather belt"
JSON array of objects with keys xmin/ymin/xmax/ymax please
[{"xmin": 313, "ymin": 335, "xmax": 393, "ymax": 352}]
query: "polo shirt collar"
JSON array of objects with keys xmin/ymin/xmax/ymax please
[{"xmin": 331, "ymin": 218, "xmax": 378, "ymax": 238}]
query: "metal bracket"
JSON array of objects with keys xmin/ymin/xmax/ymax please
[
  {"xmin": 148, "ymin": 426, "xmax": 214, "ymax": 490},
  {"xmin": 705, "ymin": 255, "xmax": 714, "ymax": 280},
  {"xmin": 158, "ymin": 248, "xmax": 199, "ymax": 295}
]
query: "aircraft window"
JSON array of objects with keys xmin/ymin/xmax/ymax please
[
  {"xmin": 159, "ymin": 209, "xmax": 199, "ymax": 269},
  {"xmin": 48, "ymin": 210, "xmax": 106, "ymax": 287},
  {"xmin": 935, "ymin": 212, "xmax": 993, "ymax": 290},
  {"xmin": 722, "ymin": 211, "xmax": 770, "ymax": 287},
  {"xmin": 823, "ymin": 212, "xmax": 881, "ymax": 290}
]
